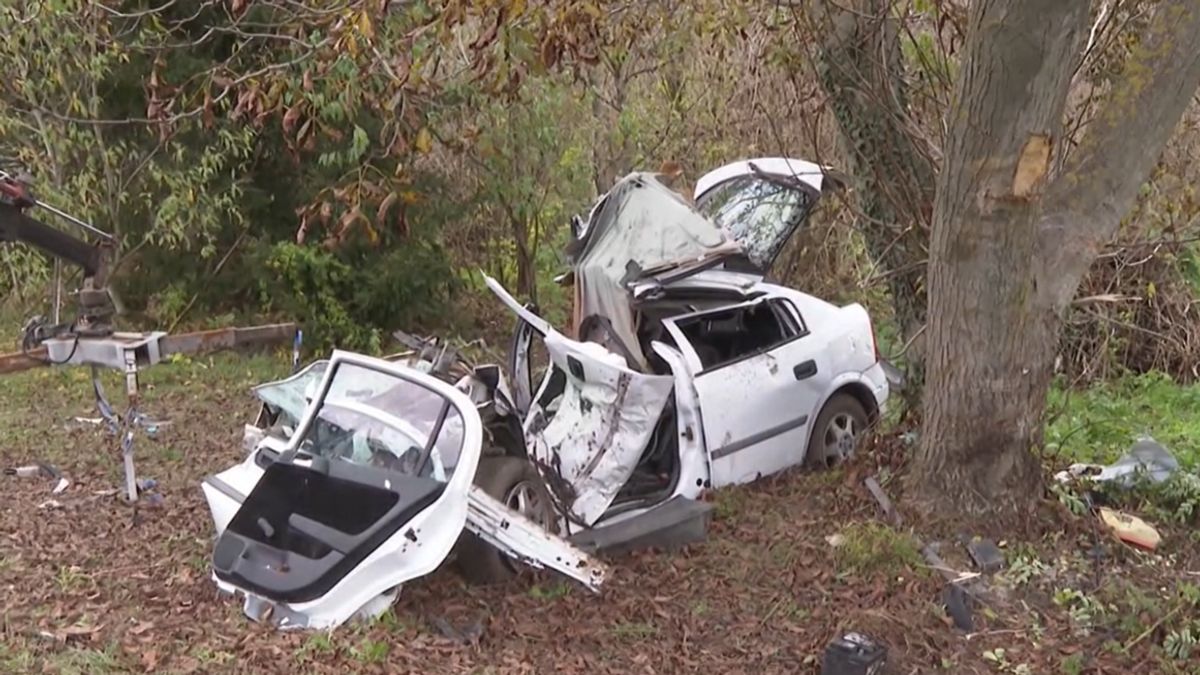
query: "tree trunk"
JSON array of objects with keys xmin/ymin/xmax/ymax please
[
  {"xmin": 816, "ymin": 1, "xmax": 935, "ymax": 381},
  {"xmin": 914, "ymin": 0, "xmax": 1200, "ymax": 517},
  {"xmin": 913, "ymin": 0, "xmax": 1090, "ymax": 512}
]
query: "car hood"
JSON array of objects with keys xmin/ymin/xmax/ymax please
[{"xmin": 564, "ymin": 160, "xmax": 831, "ymax": 368}]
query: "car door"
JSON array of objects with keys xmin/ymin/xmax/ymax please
[
  {"xmin": 662, "ymin": 296, "xmax": 830, "ymax": 487},
  {"xmin": 208, "ymin": 350, "xmax": 483, "ymax": 629}
]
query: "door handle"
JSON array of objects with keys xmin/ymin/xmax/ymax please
[{"xmin": 793, "ymin": 360, "xmax": 817, "ymax": 380}]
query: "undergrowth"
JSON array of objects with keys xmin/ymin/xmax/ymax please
[{"xmin": 1046, "ymin": 371, "xmax": 1200, "ymax": 468}]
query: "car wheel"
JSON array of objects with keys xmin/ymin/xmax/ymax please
[
  {"xmin": 456, "ymin": 455, "xmax": 557, "ymax": 585},
  {"xmin": 804, "ymin": 393, "xmax": 869, "ymax": 470}
]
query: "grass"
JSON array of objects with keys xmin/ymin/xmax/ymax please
[
  {"xmin": 0, "ymin": 331, "xmax": 1198, "ymax": 672},
  {"xmin": 832, "ymin": 521, "xmax": 925, "ymax": 579},
  {"xmin": 1047, "ymin": 371, "xmax": 1200, "ymax": 468}
]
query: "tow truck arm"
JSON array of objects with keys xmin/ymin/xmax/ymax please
[{"xmin": 0, "ymin": 170, "xmax": 116, "ymax": 346}]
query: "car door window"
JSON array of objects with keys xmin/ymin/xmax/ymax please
[
  {"xmin": 672, "ymin": 298, "xmax": 806, "ymax": 371},
  {"xmin": 297, "ymin": 362, "xmax": 465, "ymax": 480}
]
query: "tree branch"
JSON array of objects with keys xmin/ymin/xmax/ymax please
[{"xmin": 1039, "ymin": 0, "xmax": 1200, "ymax": 311}]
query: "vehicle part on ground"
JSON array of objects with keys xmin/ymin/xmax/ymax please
[
  {"xmin": 1053, "ymin": 437, "xmax": 1180, "ymax": 487},
  {"xmin": 207, "ymin": 350, "xmax": 484, "ymax": 630},
  {"xmin": 464, "ymin": 484, "xmax": 607, "ymax": 592},
  {"xmin": 3, "ymin": 461, "xmax": 69, "ymax": 494},
  {"xmin": 203, "ymin": 350, "xmax": 609, "ymax": 629},
  {"xmin": 568, "ymin": 495, "xmax": 714, "ymax": 556},
  {"xmin": 456, "ymin": 455, "xmax": 558, "ymax": 584},
  {"xmin": 805, "ymin": 394, "xmax": 869, "ymax": 469},
  {"xmin": 820, "ymin": 631, "xmax": 888, "ymax": 675}
]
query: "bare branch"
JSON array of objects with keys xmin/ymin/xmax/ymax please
[{"xmin": 1039, "ymin": 0, "xmax": 1200, "ymax": 311}]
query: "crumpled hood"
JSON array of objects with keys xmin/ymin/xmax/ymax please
[{"xmin": 569, "ymin": 172, "xmax": 740, "ymax": 368}]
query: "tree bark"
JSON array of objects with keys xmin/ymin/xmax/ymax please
[
  {"xmin": 914, "ymin": 0, "xmax": 1200, "ymax": 516},
  {"xmin": 914, "ymin": 0, "xmax": 1090, "ymax": 512},
  {"xmin": 815, "ymin": 0, "xmax": 935, "ymax": 386}
]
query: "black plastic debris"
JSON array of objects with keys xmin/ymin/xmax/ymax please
[
  {"xmin": 942, "ymin": 582, "xmax": 974, "ymax": 632},
  {"xmin": 821, "ymin": 632, "xmax": 887, "ymax": 675},
  {"xmin": 966, "ymin": 539, "xmax": 1005, "ymax": 573}
]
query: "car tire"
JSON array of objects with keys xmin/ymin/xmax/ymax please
[
  {"xmin": 804, "ymin": 393, "xmax": 869, "ymax": 470},
  {"xmin": 456, "ymin": 454, "xmax": 557, "ymax": 585}
]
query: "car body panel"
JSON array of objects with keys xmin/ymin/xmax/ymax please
[
  {"xmin": 487, "ymin": 273, "xmax": 675, "ymax": 526},
  {"xmin": 660, "ymin": 296, "xmax": 826, "ymax": 487},
  {"xmin": 202, "ymin": 350, "xmax": 608, "ymax": 630},
  {"xmin": 207, "ymin": 350, "xmax": 483, "ymax": 630}
]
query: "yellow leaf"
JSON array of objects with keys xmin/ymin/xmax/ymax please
[
  {"xmin": 1147, "ymin": 282, "xmax": 1157, "ymax": 299},
  {"xmin": 358, "ymin": 11, "xmax": 375, "ymax": 41},
  {"xmin": 510, "ymin": 0, "xmax": 527, "ymax": 17},
  {"xmin": 415, "ymin": 128, "xmax": 433, "ymax": 154}
]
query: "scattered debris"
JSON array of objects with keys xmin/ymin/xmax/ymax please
[
  {"xmin": 1055, "ymin": 437, "xmax": 1179, "ymax": 487},
  {"xmin": 965, "ymin": 539, "xmax": 1005, "ymax": 573},
  {"xmin": 1098, "ymin": 507, "xmax": 1161, "ymax": 551},
  {"xmin": 863, "ymin": 476, "xmax": 901, "ymax": 526},
  {"xmin": 941, "ymin": 583, "xmax": 974, "ymax": 632},
  {"xmin": 821, "ymin": 632, "xmax": 887, "ymax": 675},
  {"xmin": 37, "ymin": 499, "xmax": 62, "ymax": 510},
  {"xmin": 4, "ymin": 461, "xmax": 69, "ymax": 493},
  {"xmin": 825, "ymin": 533, "xmax": 846, "ymax": 547}
]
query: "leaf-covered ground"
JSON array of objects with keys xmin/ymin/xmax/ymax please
[{"xmin": 1, "ymin": 351, "xmax": 1198, "ymax": 674}]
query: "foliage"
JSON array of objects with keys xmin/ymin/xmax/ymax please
[
  {"xmin": 1046, "ymin": 371, "xmax": 1200, "ymax": 469},
  {"xmin": 0, "ymin": 1, "xmax": 257, "ymax": 289}
]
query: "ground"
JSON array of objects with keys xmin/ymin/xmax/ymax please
[{"xmin": 1, "ymin": 350, "xmax": 1198, "ymax": 674}]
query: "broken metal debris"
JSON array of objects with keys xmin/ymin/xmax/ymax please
[
  {"xmin": 1054, "ymin": 437, "xmax": 1180, "ymax": 487},
  {"xmin": 821, "ymin": 632, "xmax": 887, "ymax": 675},
  {"xmin": 5, "ymin": 461, "xmax": 69, "ymax": 494}
]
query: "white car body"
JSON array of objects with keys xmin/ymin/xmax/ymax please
[
  {"xmin": 201, "ymin": 351, "xmax": 608, "ymax": 630},
  {"xmin": 490, "ymin": 157, "xmax": 888, "ymax": 538}
]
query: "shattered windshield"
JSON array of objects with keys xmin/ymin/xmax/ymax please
[
  {"xmin": 295, "ymin": 363, "xmax": 465, "ymax": 481},
  {"xmin": 253, "ymin": 360, "xmax": 329, "ymax": 425},
  {"xmin": 696, "ymin": 175, "xmax": 814, "ymax": 271}
]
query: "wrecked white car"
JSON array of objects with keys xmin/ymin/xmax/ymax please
[
  {"xmin": 201, "ymin": 348, "xmax": 607, "ymax": 630},
  {"xmin": 477, "ymin": 157, "xmax": 891, "ymax": 560},
  {"xmin": 200, "ymin": 157, "xmax": 890, "ymax": 627}
]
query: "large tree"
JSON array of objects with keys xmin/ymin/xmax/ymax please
[
  {"xmin": 814, "ymin": 0, "xmax": 1200, "ymax": 516},
  {"xmin": 906, "ymin": 0, "xmax": 1200, "ymax": 515}
]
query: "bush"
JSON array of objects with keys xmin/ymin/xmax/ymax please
[{"xmin": 254, "ymin": 238, "xmax": 457, "ymax": 354}]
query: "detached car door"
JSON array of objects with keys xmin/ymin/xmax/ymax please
[
  {"xmin": 663, "ymin": 296, "xmax": 829, "ymax": 487},
  {"xmin": 209, "ymin": 350, "xmax": 482, "ymax": 630}
]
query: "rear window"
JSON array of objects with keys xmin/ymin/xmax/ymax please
[{"xmin": 696, "ymin": 176, "xmax": 814, "ymax": 269}]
